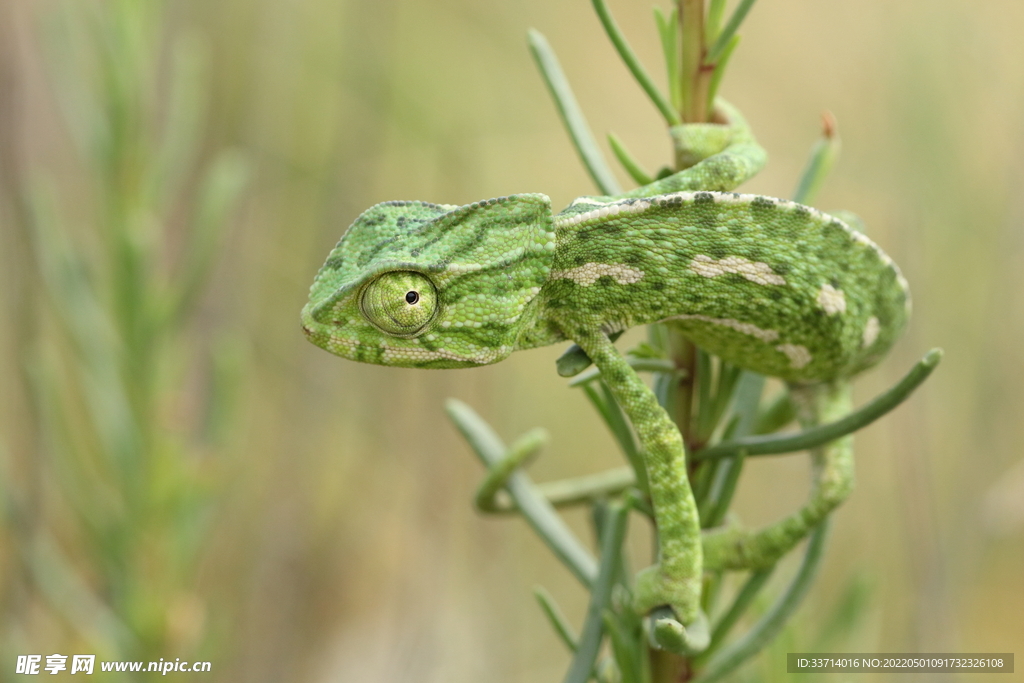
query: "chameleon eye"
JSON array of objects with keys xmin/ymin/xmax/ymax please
[{"xmin": 360, "ymin": 271, "xmax": 438, "ymax": 337}]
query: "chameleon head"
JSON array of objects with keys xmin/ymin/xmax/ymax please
[{"xmin": 301, "ymin": 194, "xmax": 557, "ymax": 368}]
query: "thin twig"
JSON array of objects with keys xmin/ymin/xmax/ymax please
[
  {"xmin": 528, "ymin": 29, "xmax": 621, "ymax": 196},
  {"xmin": 694, "ymin": 349, "xmax": 943, "ymax": 462},
  {"xmin": 446, "ymin": 399, "xmax": 599, "ymax": 587}
]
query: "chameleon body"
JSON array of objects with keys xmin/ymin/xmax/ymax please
[
  {"xmin": 302, "ymin": 101, "xmax": 908, "ymax": 382},
  {"xmin": 302, "ymin": 191, "xmax": 908, "ymax": 381},
  {"xmin": 301, "ymin": 103, "xmax": 909, "ymax": 647}
]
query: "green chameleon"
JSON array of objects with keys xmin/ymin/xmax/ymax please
[{"xmin": 301, "ymin": 101, "xmax": 910, "ymax": 652}]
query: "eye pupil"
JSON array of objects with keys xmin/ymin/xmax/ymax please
[{"xmin": 360, "ymin": 272, "xmax": 436, "ymax": 337}]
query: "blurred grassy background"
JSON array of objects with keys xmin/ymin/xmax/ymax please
[{"xmin": 1, "ymin": 0, "xmax": 1022, "ymax": 681}]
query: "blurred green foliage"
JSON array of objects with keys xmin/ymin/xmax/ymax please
[{"xmin": 1, "ymin": 0, "xmax": 1022, "ymax": 682}]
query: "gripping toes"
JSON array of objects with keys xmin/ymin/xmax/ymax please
[
  {"xmin": 633, "ymin": 563, "xmax": 701, "ymax": 624},
  {"xmin": 634, "ymin": 565, "xmax": 709, "ymax": 654}
]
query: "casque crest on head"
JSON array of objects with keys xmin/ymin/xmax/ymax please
[{"xmin": 301, "ymin": 194, "xmax": 556, "ymax": 367}]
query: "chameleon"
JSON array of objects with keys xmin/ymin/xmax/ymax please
[{"xmin": 301, "ymin": 101, "xmax": 910, "ymax": 652}]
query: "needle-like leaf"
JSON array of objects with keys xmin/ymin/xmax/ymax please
[{"xmin": 528, "ymin": 29, "xmax": 622, "ymax": 196}]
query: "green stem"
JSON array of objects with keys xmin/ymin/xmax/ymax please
[
  {"xmin": 563, "ymin": 502, "xmax": 629, "ymax": 683},
  {"xmin": 679, "ymin": 0, "xmax": 708, "ymax": 123},
  {"xmin": 591, "ymin": 0, "xmax": 681, "ymax": 126},
  {"xmin": 528, "ymin": 29, "xmax": 622, "ymax": 196},
  {"xmin": 699, "ymin": 567, "xmax": 774, "ymax": 662},
  {"xmin": 654, "ymin": 5, "xmax": 682, "ymax": 112},
  {"xmin": 568, "ymin": 356, "xmax": 675, "ymax": 387},
  {"xmin": 669, "ymin": 331, "xmax": 698, "ymax": 449},
  {"xmin": 705, "ymin": 34, "xmax": 739, "ymax": 115},
  {"xmin": 694, "ymin": 521, "xmax": 830, "ymax": 682},
  {"xmin": 583, "ymin": 382, "xmax": 648, "ymax": 495},
  {"xmin": 705, "ymin": 0, "xmax": 758, "ymax": 64},
  {"xmin": 446, "ymin": 400, "xmax": 599, "ymax": 587},
  {"xmin": 608, "ymin": 131, "xmax": 655, "ymax": 186},
  {"xmin": 474, "ymin": 428, "xmax": 548, "ymax": 513},
  {"xmin": 753, "ymin": 390, "xmax": 796, "ymax": 435},
  {"xmin": 792, "ymin": 111, "xmax": 840, "ymax": 205},
  {"xmin": 694, "ymin": 348, "xmax": 943, "ymax": 462},
  {"xmin": 701, "ymin": 450, "xmax": 746, "ymax": 529},
  {"xmin": 483, "ymin": 467, "xmax": 637, "ymax": 514},
  {"xmin": 535, "ymin": 585, "xmax": 580, "ymax": 653},
  {"xmin": 557, "ymin": 330, "xmax": 624, "ymax": 378}
]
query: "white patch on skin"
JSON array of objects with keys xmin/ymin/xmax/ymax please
[
  {"xmin": 669, "ymin": 314, "xmax": 779, "ymax": 343},
  {"xmin": 551, "ymin": 263, "xmax": 644, "ymax": 286},
  {"xmin": 852, "ymin": 231, "xmax": 873, "ymax": 246},
  {"xmin": 444, "ymin": 263, "xmax": 483, "ymax": 274},
  {"xmin": 816, "ymin": 283, "xmax": 847, "ymax": 315},
  {"xmin": 689, "ymin": 255, "xmax": 786, "ymax": 286},
  {"xmin": 554, "ymin": 199, "xmax": 654, "ymax": 228},
  {"xmin": 567, "ymin": 196, "xmax": 614, "ymax": 207},
  {"xmin": 776, "ymin": 343, "xmax": 812, "ymax": 369},
  {"xmin": 897, "ymin": 273, "xmax": 912, "ymax": 313},
  {"xmin": 326, "ymin": 333, "xmax": 509, "ymax": 365},
  {"xmin": 382, "ymin": 343, "xmax": 510, "ymax": 364},
  {"xmin": 551, "ymin": 191, "xmax": 912, "ymax": 313},
  {"xmin": 862, "ymin": 316, "xmax": 881, "ymax": 348}
]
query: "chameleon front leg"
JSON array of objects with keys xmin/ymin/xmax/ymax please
[
  {"xmin": 571, "ymin": 328, "xmax": 705, "ymax": 641},
  {"xmin": 702, "ymin": 381, "xmax": 854, "ymax": 571}
]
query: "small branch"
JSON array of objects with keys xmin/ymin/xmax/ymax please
[
  {"xmin": 653, "ymin": 5, "xmax": 682, "ymax": 112},
  {"xmin": 569, "ymin": 356, "xmax": 676, "ymax": 387},
  {"xmin": 705, "ymin": 34, "xmax": 739, "ymax": 115},
  {"xmin": 753, "ymin": 391, "xmax": 796, "ymax": 435},
  {"xmin": 670, "ymin": 330, "xmax": 698, "ymax": 449},
  {"xmin": 679, "ymin": 0, "xmax": 707, "ymax": 122},
  {"xmin": 694, "ymin": 521, "xmax": 830, "ymax": 682},
  {"xmin": 584, "ymin": 381, "xmax": 649, "ymax": 496},
  {"xmin": 483, "ymin": 466, "xmax": 637, "ymax": 514},
  {"xmin": 557, "ymin": 330, "xmax": 624, "ymax": 378},
  {"xmin": 792, "ymin": 111, "xmax": 841, "ymax": 205},
  {"xmin": 700, "ymin": 449, "xmax": 746, "ymax": 529},
  {"xmin": 591, "ymin": 0, "xmax": 681, "ymax": 126},
  {"xmin": 705, "ymin": 0, "xmax": 728, "ymax": 45},
  {"xmin": 608, "ymin": 131, "xmax": 654, "ymax": 186},
  {"xmin": 535, "ymin": 585, "xmax": 580, "ymax": 653},
  {"xmin": 705, "ymin": 0, "xmax": 758, "ymax": 64},
  {"xmin": 563, "ymin": 501, "xmax": 629, "ymax": 683},
  {"xmin": 528, "ymin": 30, "xmax": 622, "ymax": 196},
  {"xmin": 446, "ymin": 399, "xmax": 599, "ymax": 587},
  {"xmin": 474, "ymin": 428, "xmax": 548, "ymax": 513},
  {"xmin": 693, "ymin": 348, "xmax": 943, "ymax": 462},
  {"xmin": 701, "ymin": 567, "xmax": 774, "ymax": 661}
]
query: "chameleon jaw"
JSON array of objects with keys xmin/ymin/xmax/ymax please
[{"xmin": 301, "ymin": 310, "xmax": 512, "ymax": 368}]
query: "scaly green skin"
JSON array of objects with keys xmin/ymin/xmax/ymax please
[{"xmin": 301, "ymin": 103, "xmax": 910, "ymax": 644}]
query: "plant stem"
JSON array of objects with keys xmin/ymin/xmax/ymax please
[
  {"xmin": 651, "ymin": 646, "xmax": 692, "ymax": 682},
  {"xmin": 669, "ymin": 330, "xmax": 698, "ymax": 450},
  {"xmin": 693, "ymin": 349, "xmax": 943, "ymax": 462},
  {"xmin": 529, "ymin": 30, "xmax": 622, "ymax": 196},
  {"xmin": 678, "ymin": 0, "xmax": 709, "ymax": 123},
  {"xmin": 650, "ymin": 5, "xmax": 719, "ymax": 680},
  {"xmin": 694, "ymin": 521, "xmax": 831, "ymax": 682},
  {"xmin": 446, "ymin": 400, "xmax": 599, "ymax": 587},
  {"xmin": 563, "ymin": 502, "xmax": 629, "ymax": 683}
]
